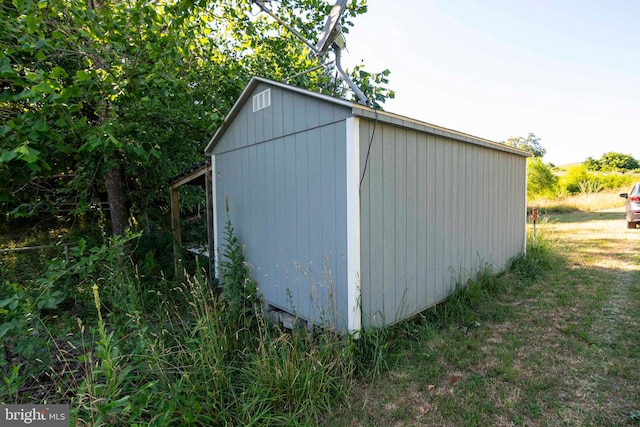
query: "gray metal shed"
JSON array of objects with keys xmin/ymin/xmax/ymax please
[{"xmin": 204, "ymin": 76, "xmax": 531, "ymax": 333}]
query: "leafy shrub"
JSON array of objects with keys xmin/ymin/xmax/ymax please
[
  {"xmin": 558, "ymin": 164, "xmax": 639, "ymax": 196},
  {"xmin": 559, "ymin": 164, "xmax": 593, "ymax": 194},
  {"xmin": 527, "ymin": 157, "xmax": 558, "ymax": 200},
  {"xmin": 589, "ymin": 152, "xmax": 639, "ymax": 171},
  {"xmin": 596, "ymin": 172, "xmax": 638, "ymax": 191},
  {"xmin": 577, "ymin": 179, "xmax": 604, "ymax": 194},
  {"xmin": 219, "ymin": 197, "xmax": 259, "ymax": 349},
  {"xmin": 131, "ymin": 225, "xmax": 174, "ymax": 280}
]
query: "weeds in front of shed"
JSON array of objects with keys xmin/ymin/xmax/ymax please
[
  {"xmin": 2, "ymin": 209, "xmax": 359, "ymax": 426},
  {"xmin": 240, "ymin": 325, "xmax": 354, "ymax": 425},
  {"xmin": 428, "ymin": 266, "xmax": 501, "ymax": 328},
  {"xmin": 511, "ymin": 224, "xmax": 557, "ymax": 283}
]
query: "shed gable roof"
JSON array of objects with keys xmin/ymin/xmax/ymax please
[
  {"xmin": 204, "ymin": 76, "xmax": 353, "ymax": 155},
  {"xmin": 204, "ymin": 76, "xmax": 531, "ymax": 158}
]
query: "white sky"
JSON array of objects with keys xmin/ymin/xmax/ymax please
[{"xmin": 340, "ymin": 0, "xmax": 640, "ymax": 166}]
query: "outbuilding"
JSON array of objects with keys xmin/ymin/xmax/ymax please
[{"xmin": 204, "ymin": 76, "xmax": 530, "ymax": 333}]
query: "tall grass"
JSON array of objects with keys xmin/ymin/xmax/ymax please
[
  {"xmin": 2, "ymin": 211, "xmax": 558, "ymax": 425},
  {"xmin": 1, "ymin": 212, "xmax": 360, "ymax": 425},
  {"xmin": 529, "ymin": 188, "xmax": 628, "ymax": 213}
]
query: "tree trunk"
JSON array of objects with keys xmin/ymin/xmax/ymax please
[
  {"xmin": 104, "ymin": 162, "xmax": 129, "ymax": 236},
  {"xmin": 88, "ymin": 0, "xmax": 130, "ymax": 237}
]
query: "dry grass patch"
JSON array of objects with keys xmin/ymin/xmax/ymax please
[{"xmin": 530, "ymin": 189, "xmax": 628, "ymax": 213}]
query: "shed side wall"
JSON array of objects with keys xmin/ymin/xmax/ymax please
[
  {"xmin": 359, "ymin": 121, "xmax": 527, "ymax": 328},
  {"xmin": 214, "ymin": 120, "xmax": 350, "ymax": 330}
]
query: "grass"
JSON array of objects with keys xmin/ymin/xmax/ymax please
[
  {"xmin": 529, "ymin": 188, "xmax": 628, "ymax": 213},
  {"xmin": 2, "ymin": 197, "xmax": 639, "ymax": 425}
]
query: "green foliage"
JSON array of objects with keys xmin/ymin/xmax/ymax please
[
  {"xmin": 353, "ymin": 326, "xmax": 394, "ymax": 379},
  {"xmin": 349, "ymin": 64, "xmax": 395, "ymax": 108},
  {"xmin": 0, "ymin": 281, "xmax": 52, "ymax": 363},
  {"xmin": 76, "ymin": 294, "xmax": 136, "ymax": 426},
  {"xmin": 128, "ymin": 221, "xmax": 178, "ymax": 282},
  {"xmin": 577, "ymin": 179, "xmax": 604, "ymax": 194},
  {"xmin": 2, "ymin": 211, "xmax": 356, "ymax": 423},
  {"xmin": 596, "ymin": 172, "xmax": 638, "ymax": 190},
  {"xmin": 424, "ymin": 267, "xmax": 504, "ymax": 328},
  {"xmin": 527, "ymin": 157, "xmax": 558, "ymax": 200},
  {"xmin": 503, "ymin": 132, "xmax": 546, "ymax": 157},
  {"xmin": 0, "ymin": 0, "xmax": 392, "ymax": 227},
  {"xmin": 510, "ymin": 230, "xmax": 556, "ymax": 282},
  {"xmin": 0, "ymin": 239, "xmax": 77, "ymax": 371},
  {"xmin": 558, "ymin": 164, "xmax": 639, "ymax": 196},
  {"xmin": 585, "ymin": 151, "xmax": 639, "ymax": 172},
  {"xmin": 584, "ymin": 156, "xmax": 601, "ymax": 171},
  {"xmin": 220, "ymin": 199, "xmax": 258, "ymax": 345},
  {"xmin": 559, "ymin": 164, "xmax": 593, "ymax": 194},
  {"xmin": 242, "ymin": 329, "xmax": 354, "ymax": 425}
]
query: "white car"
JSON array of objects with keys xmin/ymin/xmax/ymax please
[{"xmin": 620, "ymin": 183, "xmax": 640, "ymax": 229}]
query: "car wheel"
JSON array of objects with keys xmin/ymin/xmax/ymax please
[{"xmin": 628, "ymin": 221, "xmax": 637, "ymax": 229}]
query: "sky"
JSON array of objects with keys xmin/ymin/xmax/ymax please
[{"xmin": 339, "ymin": 0, "xmax": 640, "ymax": 166}]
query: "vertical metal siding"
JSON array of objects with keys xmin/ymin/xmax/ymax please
[
  {"xmin": 307, "ymin": 127, "xmax": 324, "ymax": 314},
  {"xmin": 425, "ymin": 136, "xmax": 438, "ymax": 307},
  {"xmin": 381, "ymin": 125, "xmax": 396, "ymax": 324},
  {"xmin": 394, "ymin": 127, "xmax": 408, "ymax": 317},
  {"xmin": 212, "ymin": 83, "xmax": 351, "ymax": 155},
  {"xmin": 405, "ymin": 130, "xmax": 418, "ymax": 315},
  {"xmin": 360, "ymin": 122, "xmax": 382, "ymax": 323},
  {"xmin": 272, "ymin": 87, "xmax": 284, "ymax": 137},
  {"xmin": 359, "ymin": 121, "xmax": 527, "ymax": 328},
  {"xmin": 333, "ymin": 123, "xmax": 349, "ymax": 325},
  {"xmin": 212, "ymin": 84, "xmax": 353, "ymax": 329},
  {"xmin": 415, "ymin": 135, "xmax": 428, "ymax": 310}
]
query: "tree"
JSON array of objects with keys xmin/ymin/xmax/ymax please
[
  {"xmin": 584, "ymin": 156, "xmax": 601, "ymax": 171},
  {"xmin": 595, "ymin": 152, "xmax": 639, "ymax": 171},
  {"xmin": 1, "ymin": 0, "xmax": 209, "ymax": 233},
  {"xmin": 527, "ymin": 157, "xmax": 558, "ymax": 200},
  {"xmin": 1, "ymin": 0, "xmax": 393, "ymax": 234},
  {"xmin": 503, "ymin": 132, "xmax": 546, "ymax": 158}
]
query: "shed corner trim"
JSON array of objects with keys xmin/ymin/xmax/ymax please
[
  {"xmin": 346, "ymin": 116, "xmax": 362, "ymax": 333},
  {"xmin": 211, "ymin": 155, "xmax": 219, "ymax": 278}
]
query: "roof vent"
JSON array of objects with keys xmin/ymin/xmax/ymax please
[{"xmin": 253, "ymin": 89, "xmax": 271, "ymax": 112}]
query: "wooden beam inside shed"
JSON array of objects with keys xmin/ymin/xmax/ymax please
[
  {"xmin": 205, "ymin": 168, "xmax": 215, "ymax": 282},
  {"xmin": 168, "ymin": 160, "xmax": 213, "ymax": 281},
  {"xmin": 170, "ymin": 186, "xmax": 181, "ymax": 278}
]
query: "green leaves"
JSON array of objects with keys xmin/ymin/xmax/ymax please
[
  {"xmin": 586, "ymin": 152, "xmax": 639, "ymax": 172},
  {"xmin": 0, "ymin": 57, "xmax": 17, "ymax": 78},
  {"xmin": 15, "ymin": 143, "xmax": 42, "ymax": 165},
  {"xmin": 75, "ymin": 69, "xmax": 91, "ymax": 81},
  {"xmin": 1, "ymin": 0, "xmax": 392, "ymax": 223},
  {"xmin": 0, "ymin": 148, "xmax": 17, "ymax": 163},
  {"xmin": 0, "ymin": 143, "xmax": 49, "ymax": 172}
]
